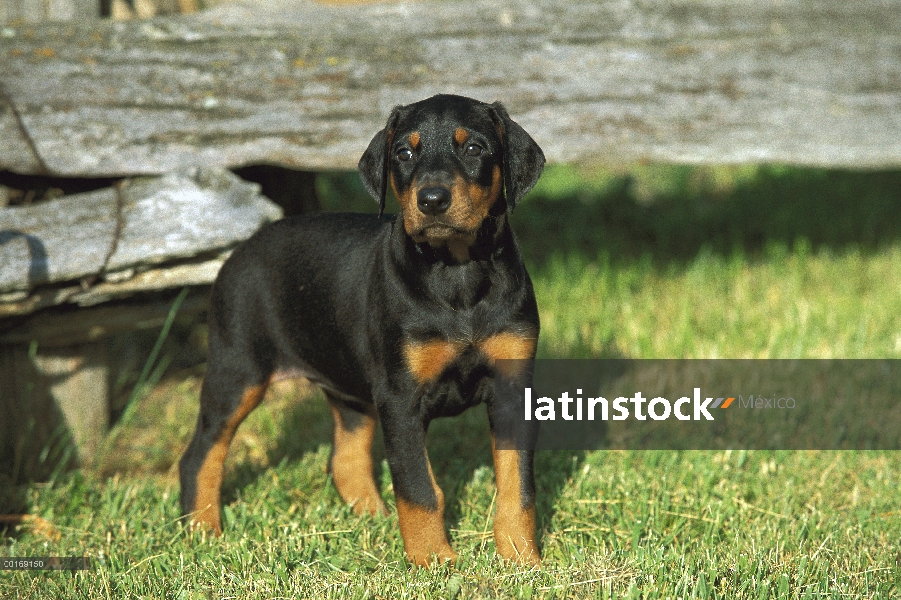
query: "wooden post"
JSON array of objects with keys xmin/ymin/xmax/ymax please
[
  {"xmin": 31, "ymin": 342, "xmax": 109, "ymax": 462},
  {"xmin": 0, "ymin": 340, "xmax": 107, "ymax": 480},
  {"xmin": 0, "ymin": 291, "xmax": 210, "ymax": 480},
  {"xmin": 0, "ymin": 0, "xmax": 99, "ymax": 23},
  {"xmin": 0, "ymin": 343, "xmax": 86, "ymax": 481}
]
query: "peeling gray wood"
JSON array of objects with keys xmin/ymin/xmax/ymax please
[
  {"xmin": 0, "ymin": 254, "xmax": 227, "ymax": 317},
  {"xmin": 1, "ymin": 0, "xmax": 900, "ymax": 176},
  {"xmin": 0, "ymin": 166, "xmax": 282, "ymax": 297}
]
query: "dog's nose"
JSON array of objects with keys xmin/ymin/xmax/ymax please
[{"xmin": 416, "ymin": 187, "xmax": 452, "ymax": 215}]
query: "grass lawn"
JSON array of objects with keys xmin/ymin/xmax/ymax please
[{"xmin": 2, "ymin": 164, "xmax": 901, "ymax": 598}]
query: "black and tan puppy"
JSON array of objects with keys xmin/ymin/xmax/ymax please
[{"xmin": 179, "ymin": 94, "xmax": 545, "ymax": 566}]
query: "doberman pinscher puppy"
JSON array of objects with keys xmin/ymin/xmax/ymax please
[{"xmin": 179, "ymin": 94, "xmax": 545, "ymax": 566}]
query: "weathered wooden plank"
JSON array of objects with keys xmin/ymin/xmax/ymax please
[
  {"xmin": 0, "ymin": 166, "xmax": 281, "ymax": 297},
  {"xmin": 1, "ymin": 0, "xmax": 900, "ymax": 176},
  {"xmin": 0, "ymin": 289, "xmax": 209, "ymax": 345},
  {"xmin": 0, "ymin": 254, "xmax": 226, "ymax": 317}
]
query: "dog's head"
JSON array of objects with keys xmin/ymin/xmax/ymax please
[{"xmin": 359, "ymin": 95, "xmax": 545, "ymax": 259}]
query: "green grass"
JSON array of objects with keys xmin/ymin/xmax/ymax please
[
  {"xmin": 532, "ymin": 245, "xmax": 901, "ymax": 359},
  {"xmin": 3, "ymin": 164, "xmax": 901, "ymax": 598}
]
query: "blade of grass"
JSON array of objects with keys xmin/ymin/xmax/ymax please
[{"xmin": 96, "ymin": 287, "xmax": 190, "ymax": 465}]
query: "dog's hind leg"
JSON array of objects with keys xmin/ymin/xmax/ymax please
[
  {"xmin": 179, "ymin": 365, "xmax": 270, "ymax": 534},
  {"xmin": 326, "ymin": 392, "xmax": 388, "ymax": 516}
]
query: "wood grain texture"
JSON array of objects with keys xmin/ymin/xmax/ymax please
[
  {"xmin": 0, "ymin": 0, "xmax": 899, "ymax": 176},
  {"xmin": 0, "ymin": 167, "xmax": 281, "ymax": 299}
]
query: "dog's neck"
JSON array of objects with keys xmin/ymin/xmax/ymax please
[
  {"xmin": 387, "ymin": 213, "xmax": 524, "ymax": 310},
  {"xmin": 401, "ymin": 213, "xmax": 512, "ymax": 266}
]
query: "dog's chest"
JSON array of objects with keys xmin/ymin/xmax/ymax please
[
  {"xmin": 403, "ymin": 322, "xmax": 535, "ymax": 387},
  {"xmin": 404, "ymin": 329, "xmax": 534, "ymax": 418}
]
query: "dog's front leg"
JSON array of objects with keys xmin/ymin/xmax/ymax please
[
  {"xmin": 489, "ymin": 441, "xmax": 539, "ymax": 565},
  {"xmin": 377, "ymin": 399, "xmax": 457, "ymax": 567},
  {"xmin": 488, "ymin": 376, "xmax": 540, "ymax": 566}
]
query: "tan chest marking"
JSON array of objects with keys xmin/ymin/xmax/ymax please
[
  {"xmin": 403, "ymin": 331, "xmax": 536, "ymax": 384},
  {"xmin": 403, "ymin": 339, "xmax": 465, "ymax": 385},
  {"xmin": 477, "ymin": 331, "xmax": 536, "ymax": 379}
]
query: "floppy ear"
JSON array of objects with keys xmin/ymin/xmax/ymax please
[
  {"xmin": 358, "ymin": 106, "xmax": 402, "ymax": 217},
  {"xmin": 489, "ymin": 102, "xmax": 546, "ymax": 211}
]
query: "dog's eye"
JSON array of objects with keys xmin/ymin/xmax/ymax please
[
  {"xmin": 396, "ymin": 148, "xmax": 413, "ymax": 161},
  {"xmin": 464, "ymin": 143, "xmax": 483, "ymax": 157}
]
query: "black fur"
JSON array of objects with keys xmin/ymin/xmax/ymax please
[{"xmin": 180, "ymin": 94, "xmax": 545, "ymax": 564}]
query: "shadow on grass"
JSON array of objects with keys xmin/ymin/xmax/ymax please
[
  {"xmin": 316, "ymin": 165, "xmax": 901, "ymax": 269},
  {"xmin": 221, "ymin": 387, "xmax": 334, "ymax": 505},
  {"xmin": 535, "ymin": 450, "xmax": 586, "ymax": 538},
  {"xmin": 513, "ymin": 166, "xmax": 901, "ymax": 269},
  {"xmin": 420, "ymin": 409, "xmax": 584, "ymax": 550}
]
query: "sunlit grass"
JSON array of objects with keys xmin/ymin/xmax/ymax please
[
  {"xmin": 534, "ymin": 243, "xmax": 901, "ymax": 359},
  {"xmin": 3, "ymin": 164, "xmax": 900, "ymax": 598}
]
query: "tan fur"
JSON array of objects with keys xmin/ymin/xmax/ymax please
[
  {"xmin": 446, "ymin": 165, "xmax": 502, "ymax": 236},
  {"xmin": 330, "ymin": 405, "xmax": 387, "ymax": 515},
  {"xmin": 391, "ymin": 163, "xmax": 502, "ymax": 265},
  {"xmin": 403, "ymin": 339, "xmax": 464, "ymax": 384},
  {"xmin": 492, "ymin": 438, "xmax": 539, "ymax": 565},
  {"xmin": 191, "ymin": 380, "xmax": 270, "ymax": 532},
  {"xmin": 477, "ymin": 330, "xmax": 537, "ymax": 378},
  {"xmin": 389, "ymin": 130, "xmax": 502, "ymax": 262},
  {"xmin": 396, "ymin": 456, "xmax": 457, "ymax": 565}
]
